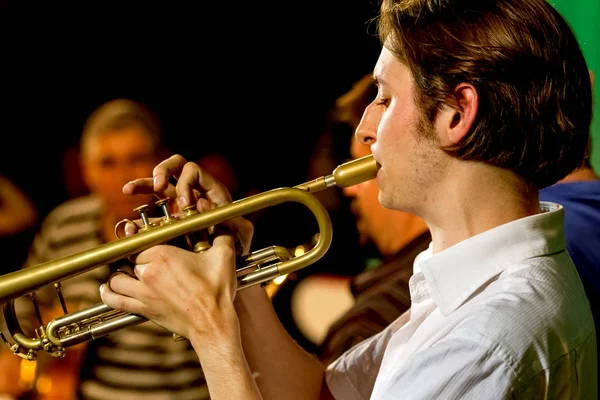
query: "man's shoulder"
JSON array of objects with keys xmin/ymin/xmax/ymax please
[
  {"xmin": 453, "ymin": 253, "xmax": 595, "ymax": 372},
  {"xmin": 467, "ymin": 251, "xmax": 591, "ymax": 324}
]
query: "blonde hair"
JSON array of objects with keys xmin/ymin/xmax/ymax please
[{"xmin": 80, "ymin": 98, "xmax": 162, "ymax": 159}]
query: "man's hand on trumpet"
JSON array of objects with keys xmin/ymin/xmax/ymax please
[
  {"xmin": 99, "ymin": 154, "xmax": 261, "ymax": 399},
  {"xmin": 121, "ymin": 154, "xmax": 254, "ymax": 254}
]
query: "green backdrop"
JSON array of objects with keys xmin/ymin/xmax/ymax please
[{"xmin": 551, "ymin": 0, "xmax": 600, "ymax": 169}]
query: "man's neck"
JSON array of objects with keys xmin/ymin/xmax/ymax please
[{"xmin": 425, "ymin": 163, "xmax": 540, "ymax": 254}]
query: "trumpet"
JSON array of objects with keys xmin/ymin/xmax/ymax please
[{"xmin": 0, "ymin": 155, "xmax": 379, "ymax": 360}]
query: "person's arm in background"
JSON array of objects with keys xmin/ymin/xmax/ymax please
[
  {"xmin": 101, "ymin": 155, "xmax": 328, "ymax": 400},
  {"xmin": 0, "ymin": 174, "xmax": 39, "ymax": 398},
  {"xmin": 0, "ymin": 175, "xmax": 38, "ymax": 237}
]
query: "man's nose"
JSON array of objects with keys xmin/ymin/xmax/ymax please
[{"xmin": 355, "ymin": 102, "xmax": 380, "ymax": 146}]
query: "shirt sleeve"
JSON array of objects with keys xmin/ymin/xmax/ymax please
[{"xmin": 325, "ymin": 322, "xmax": 397, "ymax": 400}]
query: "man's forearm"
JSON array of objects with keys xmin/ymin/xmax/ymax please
[
  {"xmin": 190, "ymin": 329, "xmax": 262, "ymax": 400},
  {"xmin": 234, "ymin": 286, "xmax": 326, "ymax": 400}
]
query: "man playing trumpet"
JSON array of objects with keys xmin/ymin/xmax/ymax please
[{"xmin": 101, "ymin": 0, "xmax": 597, "ymax": 398}]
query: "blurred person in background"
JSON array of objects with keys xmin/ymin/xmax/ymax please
[
  {"xmin": 0, "ymin": 174, "xmax": 38, "ymax": 398},
  {"xmin": 196, "ymin": 152, "xmax": 241, "ymax": 199},
  {"xmin": 316, "ymin": 74, "xmax": 431, "ymax": 365},
  {"xmin": 538, "ymin": 71, "xmax": 599, "ymax": 382},
  {"xmin": 284, "ymin": 74, "xmax": 431, "ymax": 362},
  {"xmin": 0, "ymin": 175, "xmax": 38, "ymax": 240},
  {"xmin": 1, "ymin": 98, "xmax": 210, "ymax": 400},
  {"xmin": 0, "ymin": 174, "xmax": 38, "ymax": 273}
]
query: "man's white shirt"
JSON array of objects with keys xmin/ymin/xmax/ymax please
[{"xmin": 327, "ymin": 202, "xmax": 597, "ymax": 399}]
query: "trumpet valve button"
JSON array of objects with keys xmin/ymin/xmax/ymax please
[
  {"xmin": 154, "ymin": 198, "xmax": 170, "ymax": 207},
  {"xmin": 133, "ymin": 204, "xmax": 151, "ymax": 226},
  {"xmin": 133, "ymin": 204, "xmax": 149, "ymax": 213},
  {"xmin": 155, "ymin": 197, "xmax": 173, "ymax": 221},
  {"xmin": 183, "ymin": 205, "xmax": 198, "ymax": 217}
]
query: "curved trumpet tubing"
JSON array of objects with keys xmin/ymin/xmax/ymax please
[{"xmin": 0, "ymin": 155, "xmax": 379, "ymax": 360}]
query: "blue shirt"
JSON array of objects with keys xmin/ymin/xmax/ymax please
[{"xmin": 539, "ymin": 180, "xmax": 600, "ymax": 294}]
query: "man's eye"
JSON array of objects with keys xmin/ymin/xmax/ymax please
[{"xmin": 376, "ymin": 98, "xmax": 390, "ymax": 107}]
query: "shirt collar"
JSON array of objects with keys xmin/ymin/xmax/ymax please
[{"xmin": 414, "ymin": 201, "xmax": 566, "ymax": 316}]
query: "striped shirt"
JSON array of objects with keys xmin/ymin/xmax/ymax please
[{"xmin": 16, "ymin": 194, "xmax": 210, "ymax": 400}]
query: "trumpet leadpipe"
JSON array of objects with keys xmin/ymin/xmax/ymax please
[{"xmin": 0, "ymin": 154, "xmax": 379, "ymax": 357}]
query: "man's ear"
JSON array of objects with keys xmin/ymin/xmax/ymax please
[{"xmin": 437, "ymin": 83, "xmax": 478, "ymax": 146}]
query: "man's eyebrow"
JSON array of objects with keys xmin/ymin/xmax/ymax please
[{"xmin": 372, "ymin": 76, "xmax": 383, "ymax": 88}]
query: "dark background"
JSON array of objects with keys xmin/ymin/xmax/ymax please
[
  {"xmin": 0, "ymin": 1, "xmax": 382, "ymax": 217},
  {"xmin": 0, "ymin": 1, "xmax": 382, "ymax": 290},
  {"xmin": 0, "ymin": 1, "xmax": 383, "ymax": 353}
]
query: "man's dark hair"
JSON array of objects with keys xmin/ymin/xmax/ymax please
[{"xmin": 377, "ymin": 0, "xmax": 593, "ymax": 188}]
